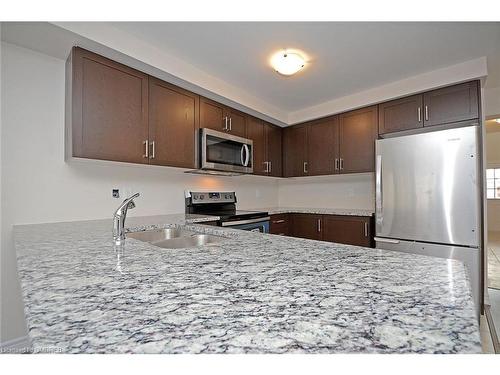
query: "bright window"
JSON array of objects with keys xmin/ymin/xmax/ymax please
[{"xmin": 486, "ymin": 168, "xmax": 500, "ymax": 199}]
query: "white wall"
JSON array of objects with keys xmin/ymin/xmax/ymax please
[
  {"xmin": 0, "ymin": 42, "xmax": 281, "ymax": 343},
  {"xmin": 278, "ymin": 173, "xmax": 374, "ymax": 210}
]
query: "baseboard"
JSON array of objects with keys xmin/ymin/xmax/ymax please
[{"xmin": 0, "ymin": 335, "xmax": 31, "ymax": 353}]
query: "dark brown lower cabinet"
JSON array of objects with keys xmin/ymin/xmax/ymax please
[
  {"xmin": 322, "ymin": 215, "xmax": 372, "ymax": 247},
  {"xmin": 286, "ymin": 213, "xmax": 374, "ymax": 247},
  {"xmin": 269, "ymin": 214, "xmax": 290, "ymax": 236},
  {"xmin": 291, "ymin": 214, "xmax": 323, "ymax": 240}
]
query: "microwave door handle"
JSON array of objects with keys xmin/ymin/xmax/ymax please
[
  {"xmin": 241, "ymin": 144, "xmax": 250, "ymax": 167},
  {"xmin": 244, "ymin": 144, "xmax": 250, "ymax": 167}
]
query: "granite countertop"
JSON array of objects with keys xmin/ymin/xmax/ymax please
[
  {"xmin": 14, "ymin": 214, "xmax": 480, "ymax": 353},
  {"xmin": 250, "ymin": 207, "xmax": 374, "ymax": 217}
]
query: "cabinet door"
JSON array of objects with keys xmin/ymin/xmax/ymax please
[
  {"xmin": 423, "ymin": 81, "xmax": 479, "ymax": 127},
  {"xmin": 227, "ymin": 108, "xmax": 247, "ymax": 137},
  {"xmin": 291, "ymin": 214, "xmax": 322, "ymax": 240},
  {"xmin": 378, "ymin": 94, "xmax": 423, "ymax": 135},
  {"xmin": 283, "ymin": 124, "xmax": 308, "ymax": 177},
  {"xmin": 322, "ymin": 215, "xmax": 372, "ymax": 247},
  {"xmin": 148, "ymin": 78, "xmax": 199, "ymax": 168},
  {"xmin": 266, "ymin": 123, "xmax": 283, "ymax": 177},
  {"xmin": 307, "ymin": 116, "xmax": 339, "ymax": 175},
  {"xmin": 246, "ymin": 117, "xmax": 267, "ymax": 175},
  {"xmin": 200, "ymin": 97, "xmax": 226, "ymax": 132},
  {"xmin": 71, "ymin": 47, "xmax": 149, "ymax": 164},
  {"xmin": 338, "ymin": 106, "xmax": 378, "ymax": 174}
]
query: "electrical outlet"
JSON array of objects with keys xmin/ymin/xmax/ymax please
[{"xmin": 112, "ymin": 189, "xmax": 120, "ymax": 198}]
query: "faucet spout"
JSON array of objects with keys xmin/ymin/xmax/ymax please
[{"xmin": 113, "ymin": 192, "xmax": 140, "ymax": 245}]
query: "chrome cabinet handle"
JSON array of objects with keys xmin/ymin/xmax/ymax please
[
  {"xmin": 263, "ymin": 161, "xmax": 269, "ymax": 173},
  {"xmin": 273, "ymin": 219, "xmax": 285, "ymax": 224},
  {"xmin": 335, "ymin": 158, "xmax": 339, "ymax": 170},
  {"xmin": 149, "ymin": 141, "xmax": 155, "ymax": 159},
  {"xmin": 229, "ymin": 117, "xmax": 232, "ymax": 131},
  {"xmin": 375, "ymin": 155, "xmax": 383, "ymax": 225},
  {"xmin": 424, "ymin": 105, "xmax": 429, "ymax": 121},
  {"xmin": 223, "ymin": 116, "xmax": 228, "ymax": 131},
  {"xmin": 339, "ymin": 158, "xmax": 344, "ymax": 170},
  {"xmin": 269, "ymin": 161, "xmax": 272, "ymax": 174},
  {"xmin": 417, "ymin": 107, "xmax": 422, "ymax": 122},
  {"xmin": 143, "ymin": 140, "xmax": 149, "ymax": 158},
  {"xmin": 303, "ymin": 161, "xmax": 308, "ymax": 174},
  {"xmin": 364, "ymin": 222, "xmax": 368, "ymax": 237},
  {"xmin": 317, "ymin": 218, "xmax": 321, "ymax": 232}
]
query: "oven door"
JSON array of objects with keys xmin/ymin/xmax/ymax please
[
  {"xmin": 200, "ymin": 128, "xmax": 253, "ymax": 173},
  {"xmin": 222, "ymin": 218, "xmax": 270, "ymax": 233}
]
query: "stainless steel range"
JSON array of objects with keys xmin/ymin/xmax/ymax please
[{"xmin": 185, "ymin": 191, "xmax": 270, "ymax": 233}]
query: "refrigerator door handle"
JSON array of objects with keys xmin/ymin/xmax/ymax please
[
  {"xmin": 375, "ymin": 154, "xmax": 383, "ymax": 225},
  {"xmin": 374, "ymin": 237, "xmax": 400, "ymax": 244}
]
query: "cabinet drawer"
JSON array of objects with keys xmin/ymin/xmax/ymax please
[{"xmin": 269, "ymin": 214, "xmax": 290, "ymax": 236}]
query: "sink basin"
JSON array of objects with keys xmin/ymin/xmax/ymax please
[
  {"xmin": 152, "ymin": 234, "xmax": 225, "ymax": 249},
  {"xmin": 127, "ymin": 228, "xmax": 225, "ymax": 249},
  {"xmin": 127, "ymin": 228, "xmax": 191, "ymax": 243}
]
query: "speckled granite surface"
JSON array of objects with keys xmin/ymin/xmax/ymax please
[
  {"xmin": 14, "ymin": 214, "xmax": 480, "ymax": 353},
  {"xmin": 250, "ymin": 207, "xmax": 374, "ymax": 217}
]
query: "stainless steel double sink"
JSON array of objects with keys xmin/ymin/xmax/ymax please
[{"xmin": 127, "ymin": 228, "xmax": 225, "ymax": 249}]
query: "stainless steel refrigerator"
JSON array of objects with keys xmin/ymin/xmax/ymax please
[{"xmin": 375, "ymin": 125, "xmax": 481, "ymax": 315}]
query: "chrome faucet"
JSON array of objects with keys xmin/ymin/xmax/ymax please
[{"xmin": 113, "ymin": 192, "xmax": 140, "ymax": 245}]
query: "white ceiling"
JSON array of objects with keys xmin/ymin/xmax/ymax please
[
  {"xmin": 2, "ymin": 22, "xmax": 500, "ymax": 124},
  {"xmin": 109, "ymin": 22, "xmax": 500, "ymax": 112}
]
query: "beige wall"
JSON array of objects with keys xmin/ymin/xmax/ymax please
[
  {"xmin": 278, "ymin": 173, "xmax": 374, "ymax": 210},
  {"xmin": 486, "ymin": 130, "xmax": 500, "ymax": 232}
]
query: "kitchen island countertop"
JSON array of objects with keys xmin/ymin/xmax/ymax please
[{"xmin": 15, "ymin": 214, "xmax": 480, "ymax": 353}]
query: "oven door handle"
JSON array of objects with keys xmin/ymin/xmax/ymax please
[
  {"xmin": 241, "ymin": 144, "xmax": 250, "ymax": 167},
  {"xmin": 221, "ymin": 216, "xmax": 270, "ymax": 226}
]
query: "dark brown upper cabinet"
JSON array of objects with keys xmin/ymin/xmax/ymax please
[
  {"xmin": 378, "ymin": 94, "xmax": 424, "ymax": 135},
  {"xmin": 423, "ymin": 81, "xmax": 479, "ymax": 127},
  {"xmin": 148, "ymin": 77, "xmax": 199, "ymax": 169},
  {"xmin": 283, "ymin": 124, "xmax": 308, "ymax": 177},
  {"xmin": 322, "ymin": 215, "xmax": 372, "ymax": 247},
  {"xmin": 199, "ymin": 97, "xmax": 225, "ymax": 132},
  {"xmin": 307, "ymin": 116, "xmax": 339, "ymax": 175},
  {"xmin": 291, "ymin": 214, "xmax": 323, "ymax": 241},
  {"xmin": 226, "ymin": 108, "xmax": 247, "ymax": 137},
  {"xmin": 246, "ymin": 117, "xmax": 267, "ymax": 175},
  {"xmin": 247, "ymin": 117, "xmax": 283, "ymax": 177},
  {"xmin": 199, "ymin": 97, "xmax": 247, "ymax": 137},
  {"xmin": 338, "ymin": 106, "xmax": 378, "ymax": 174},
  {"xmin": 69, "ymin": 47, "xmax": 149, "ymax": 164},
  {"xmin": 266, "ymin": 123, "xmax": 283, "ymax": 177}
]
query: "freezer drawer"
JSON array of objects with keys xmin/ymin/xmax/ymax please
[
  {"xmin": 375, "ymin": 238, "xmax": 480, "ymax": 316},
  {"xmin": 375, "ymin": 126, "xmax": 480, "ymax": 247}
]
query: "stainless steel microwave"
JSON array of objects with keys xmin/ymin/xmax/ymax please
[{"xmin": 199, "ymin": 128, "xmax": 253, "ymax": 174}]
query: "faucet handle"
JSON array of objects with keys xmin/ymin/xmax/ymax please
[{"xmin": 127, "ymin": 200, "xmax": 136, "ymax": 210}]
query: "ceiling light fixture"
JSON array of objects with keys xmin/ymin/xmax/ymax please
[
  {"xmin": 271, "ymin": 50, "xmax": 306, "ymax": 76},
  {"xmin": 495, "ymin": 118, "xmax": 500, "ymax": 124}
]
